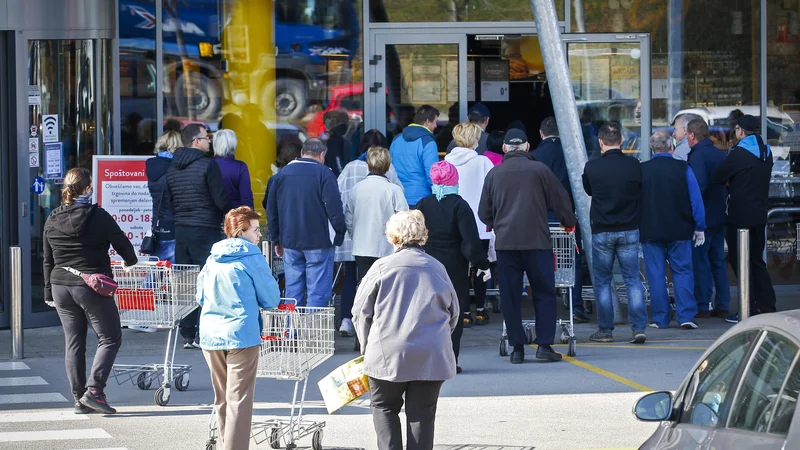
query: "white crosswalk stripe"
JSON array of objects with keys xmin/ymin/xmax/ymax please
[
  {"xmin": 0, "ymin": 376, "xmax": 48, "ymax": 387},
  {"xmin": 0, "ymin": 429, "xmax": 112, "ymax": 442},
  {"xmin": 0, "ymin": 392, "xmax": 69, "ymax": 404},
  {"xmin": 0, "ymin": 411, "xmax": 89, "ymax": 423},
  {"xmin": 0, "ymin": 361, "xmax": 30, "ymax": 370}
]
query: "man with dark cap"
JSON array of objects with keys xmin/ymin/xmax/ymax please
[
  {"xmin": 715, "ymin": 114, "xmax": 776, "ymax": 320},
  {"xmin": 478, "ymin": 129, "xmax": 577, "ymax": 365},
  {"xmin": 447, "ymin": 103, "xmax": 490, "ymax": 154}
]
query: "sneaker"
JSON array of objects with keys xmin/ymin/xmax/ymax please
[
  {"xmin": 462, "ymin": 314, "xmax": 474, "ymax": 329},
  {"xmin": 474, "ymin": 309, "xmax": 490, "ymax": 325},
  {"xmin": 128, "ymin": 326, "xmax": 157, "ymax": 333},
  {"xmin": 192, "ymin": 336, "xmax": 201, "ymax": 349},
  {"xmin": 536, "ymin": 345, "xmax": 563, "ymax": 362},
  {"xmin": 648, "ymin": 322, "xmax": 669, "ymax": 329},
  {"xmin": 456, "ymin": 366, "xmax": 463, "ymax": 374},
  {"xmin": 630, "ymin": 331, "xmax": 646, "ymax": 344},
  {"xmin": 80, "ymin": 390, "xmax": 116, "ymax": 414},
  {"xmin": 680, "ymin": 321, "xmax": 699, "ymax": 330},
  {"xmin": 510, "ymin": 350, "xmax": 525, "ymax": 364},
  {"xmin": 710, "ymin": 309, "xmax": 727, "ymax": 318},
  {"xmin": 694, "ymin": 311, "xmax": 710, "ymax": 319},
  {"xmin": 183, "ymin": 341, "xmax": 195, "ymax": 350},
  {"xmin": 74, "ymin": 402, "xmax": 94, "ymax": 414},
  {"xmin": 339, "ymin": 318, "xmax": 355, "ymax": 337},
  {"xmin": 589, "ymin": 330, "xmax": 613, "ymax": 343},
  {"xmin": 573, "ymin": 313, "xmax": 590, "ymax": 324},
  {"xmin": 725, "ymin": 314, "xmax": 739, "ymax": 324}
]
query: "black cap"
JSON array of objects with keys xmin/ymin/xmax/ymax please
[
  {"xmin": 737, "ymin": 115, "xmax": 759, "ymax": 133},
  {"xmin": 468, "ymin": 103, "xmax": 491, "ymax": 120},
  {"xmin": 504, "ymin": 128, "xmax": 528, "ymax": 145}
]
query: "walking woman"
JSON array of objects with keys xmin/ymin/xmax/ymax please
[
  {"xmin": 146, "ymin": 130, "xmax": 181, "ymax": 263},
  {"xmin": 353, "ymin": 210, "xmax": 459, "ymax": 450},
  {"xmin": 197, "ymin": 206, "xmax": 281, "ymax": 450},
  {"xmin": 214, "ymin": 129, "xmax": 255, "ymax": 208},
  {"xmin": 415, "ymin": 161, "xmax": 489, "ymax": 374},
  {"xmin": 44, "ymin": 168, "xmax": 138, "ymax": 414}
]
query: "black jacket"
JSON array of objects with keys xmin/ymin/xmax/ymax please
[
  {"xmin": 43, "ymin": 204, "xmax": 138, "ymax": 303},
  {"xmin": 688, "ymin": 139, "xmax": 728, "ymax": 230},
  {"xmin": 714, "ymin": 135, "xmax": 773, "ymax": 228},
  {"xmin": 417, "ymin": 194, "xmax": 489, "ymax": 272},
  {"xmin": 533, "ymin": 137, "xmax": 572, "ymax": 198},
  {"xmin": 324, "ymin": 124, "xmax": 352, "ymax": 177},
  {"xmin": 582, "ymin": 149, "xmax": 641, "ymax": 233},
  {"xmin": 478, "ymin": 151, "xmax": 576, "ymax": 251},
  {"xmin": 146, "ymin": 155, "xmax": 175, "ymax": 240},
  {"xmin": 640, "ymin": 156, "xmax": 696, "ymax": 242},
  {"xmin": 166, "ymin": 147, "xmax": 232, "ymax": 229}
]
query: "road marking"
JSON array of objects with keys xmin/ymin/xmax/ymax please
[
  {"xmin": 562, "ymin": 355, "xmax": 653, "ymax": 392},
  {"xmin": 646, "ymin": 339, "xmax": 715, "ymax": 343},
  {"xmin": 0, "ymin": 411, "xmax": 89, "ymax": 423},
  {"xmin": 0, "ymin": 362, "xmax": 30, "ymax": 371},
  {"xmin": 0, "ymin": 428, "xmax": 111, "ymax": 442},
  {"xmin": 70, "ymin": 448, "xmax": 128, "ymax": 450},
  {"xmin": 0, "ymin": 392, "xmax": 69, "ymax": 404},
  {"xmin": 579, "ymin": 344, "xmax": 709, "ymax": 351},
  {"xmin": 0, "ymin": 376, "xmax": 48, "ymax": 387}
]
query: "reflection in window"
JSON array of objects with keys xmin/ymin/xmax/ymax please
[{"xmin": 769, "ymin": 358, "xmax": 800, "ymax": 435}]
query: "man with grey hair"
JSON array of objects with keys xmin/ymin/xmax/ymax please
[
  {"xmin": 267, "ymin": 138, "xmax": 346, "ymax": 308},
  {"xmin": 640, "ymin": 129, "xmax": 706, "ymax": 331},
  {"xmin": 672, "ymin": 113, "xmax": 702, "ymax": 160}
]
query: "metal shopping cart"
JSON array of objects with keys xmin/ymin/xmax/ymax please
[
  {"xmin": 499, "ymin": 227, "xmax": 578, "ymax": 357},
  {"xmin": 108, "ymin": 260, "xmax": 200, "ymax": 406},
  {"xmin": 205, "ymin": 300, "xmax": 335, "ymax": 450}
]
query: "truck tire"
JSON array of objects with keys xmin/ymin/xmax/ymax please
[
  {"xmin": 176, "ymin": 72, "xmax": 222, "ymax": 121},
  {"xmin": 273, "ymin": 78, "xmax": 307, "ymax": 121}
]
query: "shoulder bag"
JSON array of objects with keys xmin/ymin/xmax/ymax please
[
  {"xmin": 140, "ymin": 182, "xmax": 166, "ymax": 255},
  {"xmin": 61, "ymin": 267, "xmax": 118, "ymax": 297}
]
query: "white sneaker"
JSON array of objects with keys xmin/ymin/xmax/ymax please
[
  {"xmin": 129, "ymin": 326, "xmax": 157, "ymax": 333},
  {"xmin": 339, "ymin": 318, "xmax": 355, "ymax": 337},
  {"xmin": 680, "ymin": 321, "xmax": 699, "ymax": 330}
]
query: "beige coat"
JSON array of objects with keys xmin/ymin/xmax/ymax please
[{"xmin": 352, "ymin": 247, "xmax": 459, "ymax": 382}]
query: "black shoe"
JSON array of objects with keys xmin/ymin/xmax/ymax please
[
  {"xmin": 589, "ymin": 330, "xmax": 613, "ymax": 343},
  {"xmin": 74, "ymin": 402, "xmax": 94, "ymax": 414},
  {"xmin": 536, "ymin": 345, "xmax": 563, "ymax": 362},
  {"xmin": 630, "ymin": 331, "xmax": 647, "ymax": 344},
  {"xmin": 462, "ymin": 314, "xmax": 474, "ymax": 329},
  {"xmin": 573, "ymin": 313, "xmax": 590, "ymax": 324},
  {"xmin": 709, "ymin": 309, "xmax": 727, "ymax": 318},
  {"xmin": 80, "ymin": 390, "xmax": 117, "ymax": 414},
  {"xmin": 694, "ymin": 311, "xmax": 710, "ymax": 319},
  {"xmin": 510, "ymin": 350, "xmax": 524, "ymax": 364},
  {"xmin": 474, "ymin": 309, "xmax": 490, "ymax": 325},
  {"xmin": 456, "ymin": 366, "xmax": 463, "ymax": 374}
]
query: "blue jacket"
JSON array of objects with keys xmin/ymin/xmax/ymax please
[
  {"xmin": 266, "ymin": 158, "xmax": 346, "ymax": 250},
  {"xmin": 389, "ymin": 124, "xmax": 439, "ymax": 206},
  {"xmin": 197, "ymin": 238, "xmax": 281, "ymax": 350},
  {"xmin": 688, "ymin": 139, "xmax": 728, "ymax": 230}
]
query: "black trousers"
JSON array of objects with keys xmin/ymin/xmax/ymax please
[
  {"xmin": 726, "ymin": 225, "xmax": 777, "ymax": 315},
  {"xmin": 355, "ymin": 256, "xmax": 379, "ymax": 284},
  {"xmin": 176, "ymin": 225, "xmax": 224, "ymax": 342},
  {"xmin": 53, "ymin": 284, "xmax": 122, "ymax": 400},
  {"xmin": 496, "ymin": 249, "xmax": 557, "ymax": 347},
  {"xmin": 469, "ymin": 239, "xmax": 491, "ymax": 309},
  {"xmin": 369, "ymin": 377, "xmax": 443, "ymax": 450}
]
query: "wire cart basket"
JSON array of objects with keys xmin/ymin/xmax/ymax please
[
  {"xmin": 500, "ymin": 227, "xmax": 578, "ymax": 357},
  {"xmin": 206, "ymin": 301, "xmax": 335, "ymax": 450},
  {"xmin": 108, "ymin": 260, "xmax": 200, "ymax": 406}
]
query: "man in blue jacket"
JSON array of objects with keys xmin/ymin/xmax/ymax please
[
  {"xmin": 389, "ymin": 105, "xmax": 441, "ymax": 207},
  {"xmin": 641, "ymin": 130, "xmax": 706, "ymax": 330},
  {"xmin": 267, "ymin": 138, "xmax": 346, "ymax": 308},
  {"xmin": 686, "ymin": 118, "xmax": 730, "ymax": 320}
]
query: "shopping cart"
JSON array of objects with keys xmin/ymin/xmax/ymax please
[
  {"xmin": 108, "ymin": 260, "xmax": 200, "ymax": 406},
  {"xmin": 499, "ymin": 227, "xmax": 578, "ymax": 357},
  {"xmin": 205, "ymin": 300, "xmax": 335, "ymax": 450}
]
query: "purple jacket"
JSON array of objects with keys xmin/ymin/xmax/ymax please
[{"xmin": 214, "ymin": 156, "xmax": 254, "ymax": 209}]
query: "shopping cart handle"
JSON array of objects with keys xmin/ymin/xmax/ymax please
[{"xmin": 564, "ymin": 226, "xmax": 576, "ymax": 233}]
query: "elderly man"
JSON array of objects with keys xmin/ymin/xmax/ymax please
[
  {"xmin": 267, "ymin": 138, "xmax": 347, "ymax": 308},
  {"xmin": 672, "ymin": 113, "xmax": 702, "ymax": 161},
  {"xmin": 641, "ymin": 130, "xmax": 706, "ymax": 330},
  {"xmin": 478, "ymin": 129, "xmax": 576, "ymax": 364}
]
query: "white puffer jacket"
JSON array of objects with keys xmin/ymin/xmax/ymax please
[{"xmin": 444, "ymin": 147, "xmax": 495, "ymax": 240}]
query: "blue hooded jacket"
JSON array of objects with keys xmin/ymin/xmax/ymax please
[
  {"xmin": 389, "ymin": 124, "xmax": 439, "ymax": 206},
  {"xmin": 197, "ymin": 238, "xmax": 281, "ymax": 350},
  {"xmin": 688, "ymin": 138, "xmax": 729, "ymax": 229}
]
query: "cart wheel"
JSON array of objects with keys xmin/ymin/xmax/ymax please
[
  {"xmin": 205, "ymin": 439, "xmax": 216, "ymax": 450},
  {"xmin": 136, "ymin": 372, "xmax": 152, "ymax": 390},
  {"xmin": 312, "ymin": 430, "xmax": 323, "ymax": 450},
  {"xmin": 175, "ymin": 375, "xmax": 190, "ymax": 392},
  {"xmin": 154, "ymin": 386, "xmax": 169, "ymax": 406},
  {"xmin": 567, "ymin": 339, "xmax": 576, "ymax": 357},
  {"xmin": 269, "ymin": 428, "xmax": 281, "ymax": 449},
  {"xmin": 525, "ymin": 328, "xmax": 534, "ymax": 345},
  {"xmin": 559, "ymin": 332, "xmax": 569, "ymax": 344},
  {"xmin": 499, "ymin": 338, "xmax": 508, "ymax": 357}
]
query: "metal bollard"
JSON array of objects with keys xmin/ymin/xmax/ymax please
[
  {"xmin": 738, "ymin": 229, "xmax": 750, "ymax": 321},
  {"xmin": 261, "ymin": 240, "xmax": 274, "ymax": 268},
  {"xmin": 10, "ymin": 246, "xmax": 23, "ymax": 359}
]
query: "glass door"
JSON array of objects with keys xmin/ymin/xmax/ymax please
[
  {"xmin": 369, "ymin": 33, "xmax": 467, "ymax": 154},
  {"xmin": 563, "ymin": 33, "xmax": 651, "ymax": 159}
]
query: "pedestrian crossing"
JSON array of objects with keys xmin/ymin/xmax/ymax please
[{"xmin": 0, "ymin": 361, "xmax": 126, "ymax": 450}]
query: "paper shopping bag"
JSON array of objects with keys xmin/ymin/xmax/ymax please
[{"xmin": 317, "ymin": 356, "xmax": 370, "ymax": 414}]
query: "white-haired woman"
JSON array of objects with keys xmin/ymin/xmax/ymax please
[
  {"xmin": 214, "ymin": 129, "xmax": 254, "ymax": 208},
  {"xmin": 353, "ymin": 210, "xmax": 459, "ymax": 450}
]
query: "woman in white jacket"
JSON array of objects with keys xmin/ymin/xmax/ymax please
[{"xmin": 444, "ymin": 122, "xmax": 496, "ymax": 327}]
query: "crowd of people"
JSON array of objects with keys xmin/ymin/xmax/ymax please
[{"xmin": 41, "ymin": 100, "xmax": 777, "ymax": 450}]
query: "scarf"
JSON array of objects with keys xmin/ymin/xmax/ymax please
[
  {"xmin": 75, "ymin": 189, "xmax": 93, "ymax": 206},
  {"xmin": 432, "ymin": 184, "xmax": 459, "ymax": 201},
  {"xmin": 157, "ymin": 151, "xmax": 174, "ymax": 159}
]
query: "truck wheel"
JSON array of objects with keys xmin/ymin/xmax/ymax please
[
  {"xmin": 176, "ymin": 72, "xmax": 222, "ymax": 120},
  {"xmin": 273, "ymin": 78, "xmax": 307, "ymax": 121}
]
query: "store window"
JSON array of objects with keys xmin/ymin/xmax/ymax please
[{"xmin": 369, "ymin": 0, "xmax": 564, "ymax": 23}]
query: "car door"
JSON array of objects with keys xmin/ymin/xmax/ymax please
[
  {"xmin": 705, "ymin": 330, "xmax": 799, "ymax": 449},
  {"xmin": 645, "ymin": 330, "xmax": 760, "ymax": 449}
]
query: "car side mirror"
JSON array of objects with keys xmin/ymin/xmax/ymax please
[{"xmin": 634, "ymin": 391, "xmax": 673, "ymax": 422}]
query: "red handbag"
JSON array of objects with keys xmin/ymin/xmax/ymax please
[{"xmin": 62, "ymin": 267, "xmax": 119, "ymax": 297}]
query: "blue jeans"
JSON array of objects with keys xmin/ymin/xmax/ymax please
[
  {"xmin": 283, "ymin": 248, "xmax": 335, "ymax": 308},
  {"xmin": 592, "ymin": 230, "xmax": 647, "ymax": 333},
  {"xmin": 692, "ymin": 227, "xmax": 730, "ymax": 312},
  {"xmin": 642, "ymin": 240, "xmax": 697, "ymax": 326},
  {"xmin": 153, "ymin": 239, "xmax": 176, "ymax": 263}
]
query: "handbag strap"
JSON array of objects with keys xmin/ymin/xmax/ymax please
[{"xmin": 61, "ymin": 267, "xmax": 83, "ymax": 277}]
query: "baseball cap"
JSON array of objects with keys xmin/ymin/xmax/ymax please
[
  {"xmin": 504, "ymin": 128, "xmax": 528, "ymax": 145},
  {"xmin": 737, "ymin": 115, "xmax": 759, "ymax": 133},
  {"xmin": 468, "ymin": 103, "xmax": 491, "ymax": 120}
]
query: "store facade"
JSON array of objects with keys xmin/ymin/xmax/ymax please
[{"xmin": 2, "ymin": 0, "xmax": 800, "ymax": 328}]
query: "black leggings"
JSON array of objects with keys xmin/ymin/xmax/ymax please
[{"xmin": 470, "ymin": 240, "xmax": 491, "ymax": 310}]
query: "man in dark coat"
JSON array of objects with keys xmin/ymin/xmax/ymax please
[
  {"xmin": 166, "ymin": 123, "xmax": 233, "ymax": 348},
  {"xmin": 478, "ymin": 129, "xmax": 577, "ymax": 365}
]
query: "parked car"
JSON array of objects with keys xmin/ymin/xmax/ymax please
[
  {"xmin": 621, "ymin": 126, "xmax": 731, "ymax": 158},
  {"xmin": 672, "ymin": 106, "xmax": 794, "ymax": 145},
  {"xmin": 633, "ymin": 311, "xmax": 800, "ymax": 449},
  {"xmin": 306, "ymin": 83, "xmax": 365, "ymax": 137}
]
